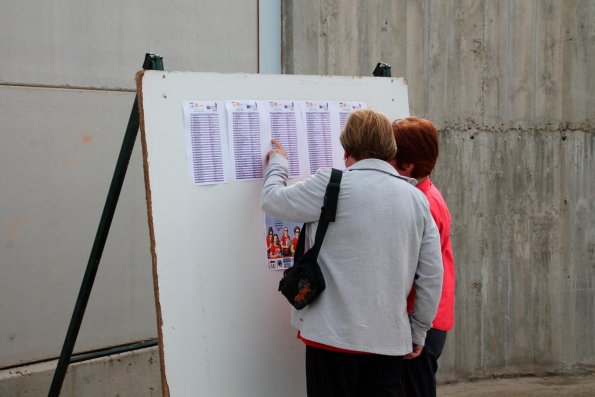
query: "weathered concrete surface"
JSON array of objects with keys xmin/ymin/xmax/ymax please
[
  {"xmin": 283, "ymin": 0, "xmax": 595, "ymax": 380},
  {"xmin": 282, "ymin": 0, "xmax": 595, "ymax": 122},
  {"xmin": 438, "ymin": 373, "xmax": 595, "ymax": 397},
  {"xmin": 0, "ymin": 347, "xmax": 161, "ymax": 397},
  {"xmin": 434, "ymin": 127, "xmax": 594, "ymax": 380}
]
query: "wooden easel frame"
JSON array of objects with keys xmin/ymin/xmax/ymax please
[{"xmin": 47, "ymin": 53, "xmax": 164, "ymax": 397}]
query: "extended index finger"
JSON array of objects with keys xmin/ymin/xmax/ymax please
[{"xmin": 271, "ymin": 139, "xmax": 285, "ymax": 150}]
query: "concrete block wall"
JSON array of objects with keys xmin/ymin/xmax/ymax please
[
  {"xmin": 0, "ymin": 348, "xmax": 161, "ymax": 397},
  {"xmin": 283, "ymin": 0, "xmax": 594, "ymax": 381}
]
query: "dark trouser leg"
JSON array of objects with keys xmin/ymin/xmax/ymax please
[
  {"xmin": 306, "ymin": 346, "xmax": 359, "ymax": 397},
  {"xmin": 357, "ymin": 353, "xmax": 404, "ymax": 397},
  {"xmin": 306, "ymin": 346, "xmax": 404, "ymax": 397},
  {"xmin": 402, "ymin": 328, "xmax": 447, "ymax": 397}
]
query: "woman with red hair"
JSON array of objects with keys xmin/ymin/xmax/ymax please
[{"xmin": 391, "ymin": 117, "xmax": 456, "ymax": 397}]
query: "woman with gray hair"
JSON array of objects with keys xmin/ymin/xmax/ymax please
[{"xmin": 262, "ymin": 109, "xmax": 443, "ymax": 397}]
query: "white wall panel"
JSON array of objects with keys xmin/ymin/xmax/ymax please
[
  {"xmin": 0, "ymin": 1, "xmax": 258, "ymax": 89},
  {"xmin": 1, "ymin": 0, "xmax": 260, "ymax": 370},
  {"xmin": 0, "ymin": 87, "xmax": 156, "ymax": 367}
]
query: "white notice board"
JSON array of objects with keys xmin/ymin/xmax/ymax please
[{"xmin": 138, "ymin": 71, "xmax": 409, "ymax": 397}]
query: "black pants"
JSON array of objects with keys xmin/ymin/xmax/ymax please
[
  {"xmin": 306, "ymin": 345, "xmax": 404, "ymax": 397},
  {"xmin": 402, "ymin": 328, "xmax": 447, "ymax": 397}
]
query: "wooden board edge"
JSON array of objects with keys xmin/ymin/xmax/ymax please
[{"xmin": 135, "ymin": 69, "xmax": 170, "ymax": 397}]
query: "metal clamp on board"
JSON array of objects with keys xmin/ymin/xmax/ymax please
[{"xmin": 372, "ymin": 62, "xmax": 392, "ymax": 77}]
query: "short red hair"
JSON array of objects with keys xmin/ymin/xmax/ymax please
[{"xmin": 391, "ymin": 117, "xmax": 439, "ymax": 178}]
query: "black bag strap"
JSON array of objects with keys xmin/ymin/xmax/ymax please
[
  {"xmin": 313, "ymin": 168, "xmax": 343, "ymax": 247},
  {"xmin": 293, "ymin": 168, "xmax": 343, "ymax": 262},
  {"xmin": 293, "ymin": 223, "xmax": 307, "ymax": 263}
]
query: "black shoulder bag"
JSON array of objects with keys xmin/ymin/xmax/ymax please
[{"xmin": 278, "ymin": 168, "xmax": 343, "ymax": 310}]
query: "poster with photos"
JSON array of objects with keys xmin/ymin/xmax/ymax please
[{"xmin": 265, "ymin": 213, "xmax": 302, "ymax": 271}]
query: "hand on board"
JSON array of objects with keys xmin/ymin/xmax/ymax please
[
  {"xmin": 404, "ymin": 343, "xmax": 423, "ymax": 359},
  {"xmin": 265, "ymin": 139, "xmax": 288, "ymax": 165}
]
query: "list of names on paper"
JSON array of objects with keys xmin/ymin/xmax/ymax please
[
  {"xmin": 226, "ymin": 101, "xmax": 263, "ymax": 180},
  {"xmin": 182, "ymin": 101, "xmax": 228, "ymax": 185},
  {"xmin": 182, "ymin": 100, "xmax": 367, "ymax": 185},
  {"xmin": 265, "ymin": 100, "xmax": 303, "ymax": 178},
  {"xmin": 303, "ymin": 101, "xmax": 334, "ymax": 173}
]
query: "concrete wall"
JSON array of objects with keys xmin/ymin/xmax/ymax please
[
  {"xmin": 283, "ymin": 0, "xmax": 594, "ymax": 380},
  {"xmin": 0, "ymin": 348, "xmax": 161, "ymax": 397},
  {"xmin": 0, "ymin": 0, "xmax": 258, "ymax": 370}
]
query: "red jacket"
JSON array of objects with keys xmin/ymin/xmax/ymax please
[{"xmin": 407, "ymin": 177, "xmax": 455, "ymax": 331}]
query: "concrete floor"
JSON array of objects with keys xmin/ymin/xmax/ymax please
[{"xmin": 438, "ymin": 373, "xmax": 595, "ymax": 397}]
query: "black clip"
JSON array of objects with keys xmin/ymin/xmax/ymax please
[{"xmin": 372, "ymin": 62, "xmax": 392, "ymax": 77}]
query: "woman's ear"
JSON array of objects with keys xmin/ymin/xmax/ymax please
[{"xmin": 396, "ymin": 162, "xmax": 414, "ymax": 177}]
